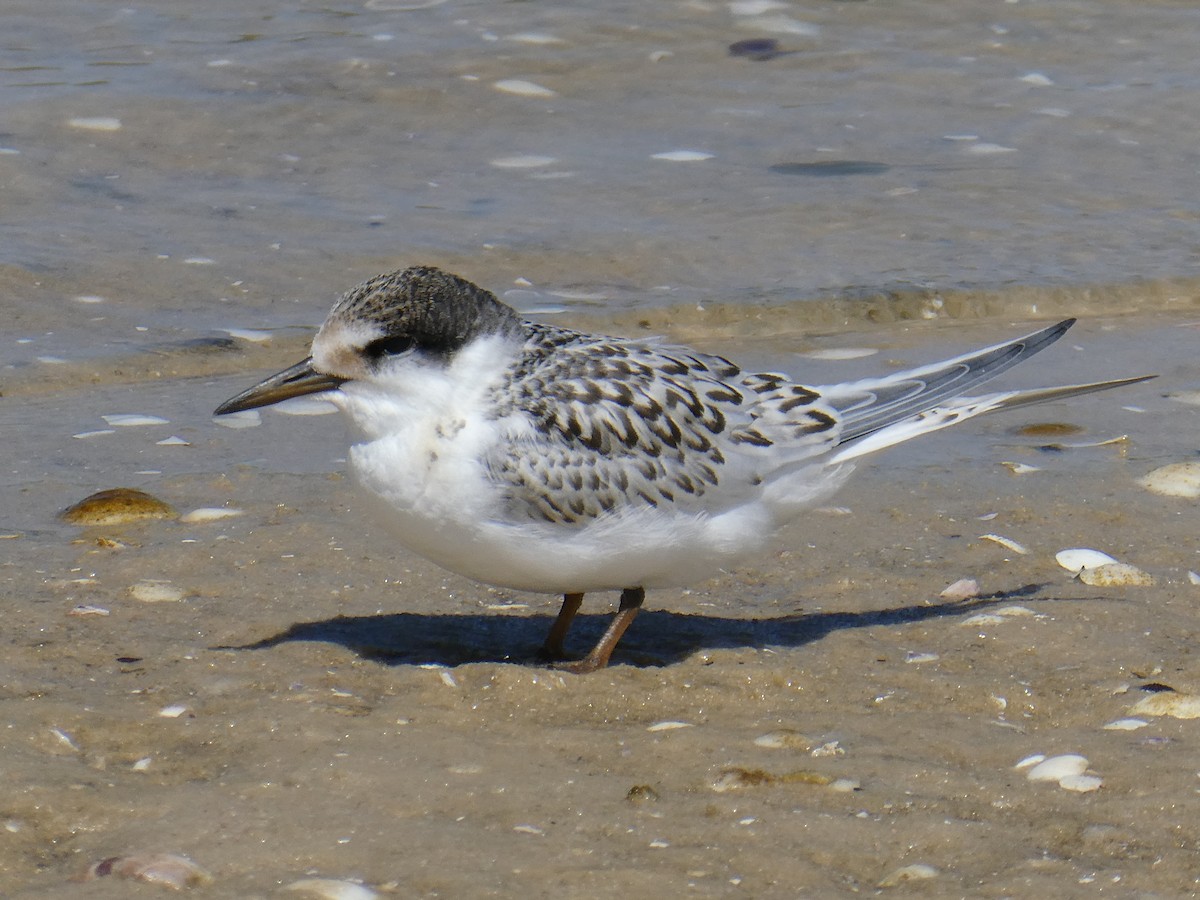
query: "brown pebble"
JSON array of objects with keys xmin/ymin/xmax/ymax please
[
  {"xmin": 60, "ymin": 488, "xmax": 177, "ymax": 526},
  {"xmin": 626, "ymin": 784, "xmax": 660, "ymax": 803},
  {"xmin": 1013, "ymin": 422, "xmax": 1084, "ymax": 437}
]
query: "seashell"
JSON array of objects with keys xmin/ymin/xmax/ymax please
[
  {"xmin": 1129, "ymin": 693, "xmax": 1200, "ymax": 719},
  {"xmin": 130, "ymin": 581, "xmax": 185, "ymax": 603},
  {"xmin": 1189, "ymin": 572, "xmax": 1200, "ymax": 586},
  {"xmin": 1103, "ymin": 718, "xmax": 1148, "ymax": 731},
  {"xmin": 878, "ymin": 863, "xmax": 938, "ymax": 887},
  {"xmin": 492, "ymin": 79, "xmax": 556, "ymax": 98},
  {"xmin": 1000, "ymin": 461, "xmax": 1040, "ymax": 475},
  {"xmin": 69, "ymin": 117, "xmax": 122, "ymax": 131},
  {"xmin": 1055, "ymin": 548, "xmax": 1118, "ymax": 572},
  {"xmin": 284, "ymin": 878, "xmax": 379, "ymax": 900},
  {"xmin": 1026, "ymin": 754, "xmax": 1088, "ymax": 782},
  {"xmin": 978, "ymin": 533, "xmax": 1028, "ymax": 554},
  {"xmin": 753, "ymin": 729, "xmax": 813, "ymax": 750},
  {"xmin": 180, "ymin": 507, "xmax": 244, "ymax": 524},
  {"xmin": 490, "ymin": 155, "xmax": 558, "ymax": 169},
  {"xmin": 905, "ymin": 651, "xmax": 939, "ymax": 664},
  {"xmin": 78, "ymin": 852, "xmax": 211, "ymax": 888},
  {"xmin": 940, "ymin": 578, "xmax": 979, "ymax": 601},
  {"xmin": 651, "ymin": 150, "xmax": 714, "ymax": 162},
  {"xmin": 1059, "ymin": 773, "xmax": 1103, "ymax": 793},
  {"xmin": 646, "ymin": 720, "xmax": 693, "ymax": 732},
  {"xmin": 60, "ymin": 488, "xmax": 177, "ymax": 526},
  {"xmin": 1077, "ymin": 562, "xmax": 1155, "ymax": 587},
  {"xmin": 1138, "ymin": 461, "xmax": 1200, "ymax": 498},
  {"xmin": 1013, "ymin": 754, "xmax": 1045, "ymax": 769},
  {"xmin": 102, "ymin": 414, "xmax": 169, "ymax": 427}
]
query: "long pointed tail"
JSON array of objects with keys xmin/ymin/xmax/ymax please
[{"xmin": 828, "ymin": 374, "xmax": 1156, "ymax": 464}]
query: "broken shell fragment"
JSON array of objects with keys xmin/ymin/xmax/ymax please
[
  {"xmin": 60, "ymin": 488, "xmax": 177, "ymax": 526},
  {"xmin": 978, "ymin": 533, "xmax": 1028, "ymax": 554},
  {"xmin": 1077, "ymin": 562, "xmax": 1156, "ymax": 587},
  {"xmin": 878, "ymin": 863, "xmax": 938, "ymax": 887},
  {"xmin": 180, "ymin": 507, "xmax": 244, "ymax": 524},
  {"xmin": 1138, "ymin": 462, "xmax": 1200, "ymax": 498},
  {"xmin": 284, "ymin": 878, "xmax": 380, "ymax": 900},
  {"xmin": 1129, "ymin": 693, "xmax": 1200, "ymax": 719},
  {"xmin": 78, "ymin": 852, "xmax": 211, "ymax": 888},
  {"xmin": 129, "ymin": 581, "xmax": 186, "ymax": 603},
  {"xmin": 940, "ymin": 578, "xmax": 980, "ymax": 601}
]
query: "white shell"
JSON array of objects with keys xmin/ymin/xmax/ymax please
[
  {"xmin": 492, "ymin": 79, "xmax": 557, "ymax": 98},
  {"xmin": 940, "ymin": 578, "xmax": 979, "ymax": 601},
  {"xmin": 180, "ymin": 507, "xmax": 244, "ymax": 524},
  {"xmin": 1055, "ymin": 548, "xmax": 1118, "ymax": 572},
  {"xmin": 102, "ymin": 414, "xmax": 169, "ymax": 427},
  {"xmin": 284, "ymin": 879, "xmax": 379, "ymax": 900},
  {"xmin": 646, "ymin": 720, "xmax": 693, "ymax": 732},
  {"xmin": 1078, "ymin": 562, "xmax": 1156, "ymax": 587},
  {"xmin": 1059, "ymin": 773, "xmax": 1103, "ymax": 793},
  {"xmin": 1026, "ymin": 754, "xmax": 1088, "ymax": 782},
  {"xmin": 1103, "ymin": 718, "xmax": 1148, "ymax": 731},
  {"xmin": 978, "ymin": 533, "xmax": 1028, "ymax": 554},
  {"xmin": 1138, "ymin": 461, "xmax": 1200, "ymax": 498},
  {"xmin": 651, "ymin": 150, "xmax": 714, "ymax": 162}
]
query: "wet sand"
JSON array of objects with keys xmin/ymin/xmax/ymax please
[{"xmin": 3, "ymin": 314, "xmax": 1198, "ymax": 897}]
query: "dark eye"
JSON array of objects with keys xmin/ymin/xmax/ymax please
[{"xmin": 364, "ymin": 335, "xmax": 414, "ymax": 359}]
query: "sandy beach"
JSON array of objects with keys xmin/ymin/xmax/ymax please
[
  {"xmin": 3, "ymin": 312, "xmax": 1198, "ymax": 897},
  {"xmin": 4, "ymin": 0, "xmax": 1200, "ymax": 894}
]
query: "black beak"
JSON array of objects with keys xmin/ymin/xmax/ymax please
[{"xmin": 214, "ymin": 357, "xmax": 347, "ymax": 415}]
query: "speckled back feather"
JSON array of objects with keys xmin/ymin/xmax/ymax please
[{"xmin": 484, "ymin": 323, "xmax": 842, "ymax": 525}]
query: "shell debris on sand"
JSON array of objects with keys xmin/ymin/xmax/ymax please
[
  {"xmin": 1020, "ymin": 753, "xmax": 1103, "ymax": 792},
  {"xmin": 284, "ymin": 877, "xmax": 380, "ymax": 899},
  {"xmin": 60, "ymin": 488, "xmax": 177, "ymax": 526},
  {"xmin": 878, "ymin": 863, "xmax": 939, "ymax": 888},
  {"xmin": 76, "ymin": 852, "xmax": 211, "ymax": 888},
  {"xmin": 1138, "ymin": 461, "xmax": 1200, "ymax": 498},
  {"xmin": 129, "ymin": 581, "xmax": 186, "ymax": 603},
  {"xmin": 1128, "ymin": 692, "xmax": 1200, "ymax": 719},
  {"xmin": 179, "ymin": 507, "xmax": 243, "ymax": 524},
  {"xmin": 1078, "ymin": 562, "xmax": 1156, "ymax": 587}
]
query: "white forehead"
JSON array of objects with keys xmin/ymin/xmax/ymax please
[{"xmin": 311, "ymin": 314, "xmax": 386, "ymax": 378}]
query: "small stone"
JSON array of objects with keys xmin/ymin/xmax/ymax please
[{"xmin": 60, "ymin": 488, "xmax": 177, "ymax": 526}]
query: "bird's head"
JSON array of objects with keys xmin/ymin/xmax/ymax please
[{"xmin": 214, "ymin": 266, "xmax": 520, "ymax": 415}]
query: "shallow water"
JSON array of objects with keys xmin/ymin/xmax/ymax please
[
  {"xmin": 5, "ymin": 0, "xmax": 1200, "ymax": 373},
  {"xmin": 4, "ymin": 1, "xmax": 1200, "ymax": 896}
]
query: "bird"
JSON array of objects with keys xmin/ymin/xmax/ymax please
[{"xmin": 215, "ymin": 265, "xmax": 1152, "ymax": 672}]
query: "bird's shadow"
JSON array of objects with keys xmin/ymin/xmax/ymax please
[{"xmin": 218, "ymin": 584, "xmax": 1048, "ymax": 668}]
